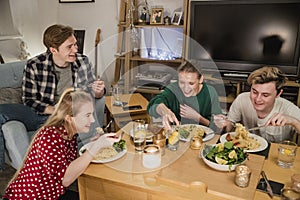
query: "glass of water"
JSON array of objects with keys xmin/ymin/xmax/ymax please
[
  {"xmin": 112, "ymin": 86, "xmax": 122, "ymax": 106},
  {"xmin": 277, "ymin": 140, "xmax": 297, "ymax": 168}
]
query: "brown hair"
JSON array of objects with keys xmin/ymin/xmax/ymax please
[
  {"xmin": 177, "ymin": 61, "xmax": 202, "ymax": 79},
  {"xmin": 247, "ymin": 66, "xmax": 287, "ymax": 93},
  {"xmin": 43, "ymin": 24, "xmax": 74, "ymax": 51}
]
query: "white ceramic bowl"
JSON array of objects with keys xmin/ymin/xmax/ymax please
[{"xmin": 200, "ymin": 145, "xmax": 247, "ymax": 172}]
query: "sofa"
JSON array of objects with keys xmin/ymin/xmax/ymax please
[
  {"xmin": 0, "ymin": 61, "xmax": 106, "ymax": 170},
  {"xmin": 0, "ymin": 60, "xmax": 36, "ymax": 170}
]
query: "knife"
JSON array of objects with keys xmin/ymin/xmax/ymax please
[{"xmin": 261, "ymin": 170, "xmax": 274, "ymax": 198}]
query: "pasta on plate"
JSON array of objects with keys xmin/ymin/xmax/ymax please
[
  {"xmin": 226, "ymin": 123, "xmax": 261, "ymax": 150},
  {"xmin": 94, "ymin": 147, "xmax": 118, "ymax": 160}
]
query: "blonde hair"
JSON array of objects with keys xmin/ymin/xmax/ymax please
[
  {"xmin": 8, "ymin": 88, "xmax": 93, "ymax": 185},
  {"xmin": 7, "ymin": 88, "xmax": 93, "ymax": 186},
  {"xmin": 247, "ymin": 66, "xmax": 288, "ymax": 94},
  {"xmin": 41, "ymin": 87, "xmax": 93, "ymax": 135}
]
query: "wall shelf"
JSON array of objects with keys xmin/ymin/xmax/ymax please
[
  {"xmin": 0, "ymin": 34, "xmax": 22, "ymax": 41},
  {"xmin": 114, "ymin": 0, "xmax": 189, "ymax": 93}
]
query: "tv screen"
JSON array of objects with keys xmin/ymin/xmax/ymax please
[{"xmin": 189, "ymin": 0, "xmax": 300, "ymax": 78}]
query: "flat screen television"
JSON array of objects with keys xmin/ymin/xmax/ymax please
[{"xmin": 188, "ymin": 0, "xmax": 300, "ymax": 79}]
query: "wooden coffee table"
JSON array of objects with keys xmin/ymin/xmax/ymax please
[{"xmin": 105, "ymin": 93, "xmax": 150, "ymax": 131}]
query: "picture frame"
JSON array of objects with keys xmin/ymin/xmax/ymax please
[
  {"xmin": 171, "ymin": 11, "xmax": 182, "ymax": 25},
  {"xmin": 59, "ymin": 0, "xmax": 94, "ymax": 3},
  {"xmin": 150, "ymin": 8, "xmax": 164, "ymax": 25}
]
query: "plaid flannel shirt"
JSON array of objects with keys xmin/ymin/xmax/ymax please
[{"xmin": 22, "ymin": 52, "xmax": 96, "ymax": 114}]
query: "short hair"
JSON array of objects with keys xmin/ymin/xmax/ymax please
[
  {"xmin": 247, "ymin": 66, "xmax": 287, "ymax": 93},
  {"xmin": 177, "ymin": 61, "xmax": 202, "ymax": 79},
  {"xmin": 43, "ymin": 24, "xmax": 74, "ymax": 51}
]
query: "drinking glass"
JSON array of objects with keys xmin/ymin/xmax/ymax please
[
  {"xmin": 133, "ymin": 133, "xmax": 146, "ymax": 152},
  {"xmin": 112, "ymin": 86, "xmax": 122, "ymax": 106},
  {"xmin": 277, "ymin": 140, "xmax": 297, "ymax": 168},
  {"xmin": 133, "ymin": 120, "xmax": 146, "ymax": 152},
  {"xmin": 280, "ymin": 188, "xmax": 300, "ymax": 200},
  {"xmin": 167, "ymin": 126, "xmax": 179, "ymax": 151}
]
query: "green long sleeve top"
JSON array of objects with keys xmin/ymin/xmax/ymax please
[{"xmin": 147, "ymin": 82, "xmax": 222, "ymax": 131}]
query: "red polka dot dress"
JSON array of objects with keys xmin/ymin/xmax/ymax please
[{"xmin": 3, "ymin": 125, "xmax": 78, "ymax": 200}]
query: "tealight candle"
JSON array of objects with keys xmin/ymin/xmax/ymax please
[
  {"xmin": 291, "ymin": 174, "xmax": 300, "ymax": 193},
  {"xmin": 235, "ymin": 165, "xmax": 251, "ymax": 187},
  {"xmin": 143, "ymin": 145, "xmax": 161, "ymax": 169}
]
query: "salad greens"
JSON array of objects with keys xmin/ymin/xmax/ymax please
[
  {"xmin": 113, "ymin": 139, "xmax": 126, "ymax": 152},
  {"xmin": 205, "ymin": 141, "xmax": 246, "ymax": 165},
  {"xmin": 178, "ymin": 127, "xmax": 190, "ymax": 139}
]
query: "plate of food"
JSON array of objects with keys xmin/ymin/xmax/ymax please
[
  {"xmin": 79, "ymin": 139, "xmax": 127, "ymax": 163},
  {"xmin": 219, "ymin": 123, "xmax": 268, "ymax": 153},
  {"xmin": 178, "ymin": 124, "xmax": 215, "ymax": 142},
  {"xmin": 200, "ymin": 141, "xmax": 247, "ymax": 171}
]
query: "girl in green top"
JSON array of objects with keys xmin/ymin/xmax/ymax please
[{"xmin": 147, "ymin": 61, "xmax": 222, "ymax": 131}]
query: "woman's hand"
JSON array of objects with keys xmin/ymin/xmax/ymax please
[
  {"xmin": 87, "ymin": 133, "xmax": 120, "ymax": 157},
  {"xmin": 213, "ymin": 114, "xmax": 228, "ymax": 129},
  {"xmin": 180, "ymin": 104, "xmax": 200, "ymax": 122},
  {"xmin": 156, "ymin": 103, "xmax": 180, "ymax": 130}
]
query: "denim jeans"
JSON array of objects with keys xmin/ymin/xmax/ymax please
[{"xmin": 0, "ymin": 104, "xmax": 48, "ymax": 170}]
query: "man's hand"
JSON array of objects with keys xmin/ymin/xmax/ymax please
[
  {"xmin": 92, "ymin": 79, "xmax": 105, "ymax": 98},
  {"xmin": 266, "ymin": 112, "xmax": 300, "ymax": 133},
  {"xmin": 44, "ymin": 105, "xmax": 55, "ymax": 115}
]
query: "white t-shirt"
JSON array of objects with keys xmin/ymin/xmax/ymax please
[{"xmin": 228, "ymin": 92, "xmax": 300, "ymax": 142}]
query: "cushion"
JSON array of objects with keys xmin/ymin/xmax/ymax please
[{"xmin": 0, "ymin": 87, "xmax": 22, "ymax": 104}]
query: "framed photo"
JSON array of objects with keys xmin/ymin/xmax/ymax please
[
  {"xmin": 150, "ymin": 8, "xmax": 164, "ymax": 25},
  {"xmin": 59, "ymin": 0, "xmax": 94, "ymax": 3},
  {"xmin": 171, "ymin": 11, "xmax": 183, "ymax": 25}
]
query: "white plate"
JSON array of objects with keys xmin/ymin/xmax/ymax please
[
  {"xmin": 79, "ymin": 143, "xmax": 127, "ymax": 163},
  {"xmin": 200, "ymin": 144, "xmax": 247, "ymax": 171},
  {"xmin": 179, "ymin": 124, "xmax": 215, "ymax": 142},
  {"xmin": 219, "ymin": 132, "xmax": 268, "ymax": 153}
]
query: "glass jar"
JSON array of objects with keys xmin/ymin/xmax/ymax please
[
  {"xmin": 235, "ymin": 165, "xmax": 251, "ymax": 187},
  {"xmin": 291, "ymin": 174, "xmax": 300, "ymax": 193}
]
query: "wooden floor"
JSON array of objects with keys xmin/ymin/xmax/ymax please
[{"xmin": 0, "ymin": 164, "xmax": 16, "ymax": 197}]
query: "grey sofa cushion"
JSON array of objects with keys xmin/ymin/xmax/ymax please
[
  {"xmin": 0, "ymin": 87, "xmax": 22, "ymax": 104},
  {"xmin": 3, "ymin": 120, "xmax": 33, "ymax": 169},
  {"xmin": 0, "ymin": 61, "xmax": 25, "ymax": 89}
]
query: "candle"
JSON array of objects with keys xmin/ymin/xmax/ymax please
[
  {"xmin": 235, "ymin": 165, "xmax": 251, "ymax": 187},
  {"xmin": 153, "ymin": 133, "xmax": 166, "ymax": 155},
  {"xmin": 143, "ymin": 145, "xmax": 161, "ymax": 169}
]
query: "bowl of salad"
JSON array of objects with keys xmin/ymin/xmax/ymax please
[{"xmin": 200, "ymin": 141, "xmax": 247, "ymax": 171}]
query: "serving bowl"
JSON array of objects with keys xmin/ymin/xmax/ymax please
[{"xmin": 200, "ymin": 143, "xmax": 247, "ymax": 172}]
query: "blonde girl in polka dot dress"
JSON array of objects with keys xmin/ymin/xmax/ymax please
[{"xmin": 3, "ymin": 88, "xmax": 120, "ymax": 200}]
